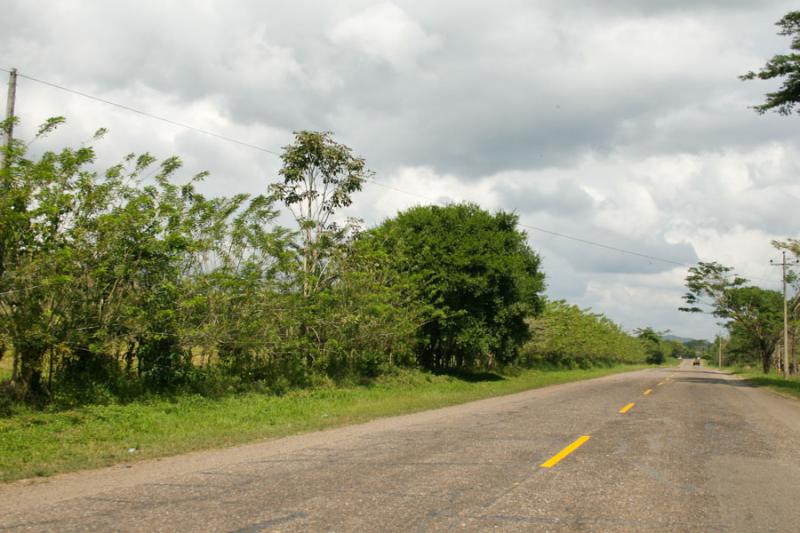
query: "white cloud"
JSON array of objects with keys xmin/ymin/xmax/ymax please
[
  {"xmin": 328, "ymin": 2, "xmax": 441, "ymax": 69},
  {"xmin": 224, "ymin": 32, "xmax": 304, "ymax": 89}
]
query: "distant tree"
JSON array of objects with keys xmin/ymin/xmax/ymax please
[
  {"xmin": 667, "ymin": 340, "xmax": 692, "ymax": 359},
  {"xmin": 684, "ymin": 339, "xmax": 712, "ymax": 356},
  {"xmin": 680, "ymin": 262, "xmax": 783, "ymax": 373},
  {"xmin": 269, "ymin": 131, "xmax": 372, "ymax": 297},
  {"xmin": 635, "ymin": 327, "xmax": 666, "ymax": 364},
  {"xmin": 360, "ymin": 203, "xmax": 545, "ymax": 371},
  {"xmin": 741, "ymin": 11, "xmax": 800, "ymax": 115}
]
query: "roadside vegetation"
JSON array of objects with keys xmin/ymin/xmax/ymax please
[
  {"xmin": 3, "ymin": 6, "xmax": 800, "ymax": 485},
  {"xmin": 0, "ymin": 364, "xmax": 651, "ymax": 482},
  {"xmin": 737, "ymin": 372, "xmax": 800, "ymax": 400},
  {"xmin": 0, "ymin": 120, "xmax": 657, "ymax": 407},
  {"xmin": 0, "ymin": 119, "xmax": 677, "ymax": 479}
]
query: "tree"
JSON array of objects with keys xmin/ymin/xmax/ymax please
[
  {"xmin": 635, "ymin": 327, "xmax": 666, "ymax": 365},
  {"xmin": 667, "ymin": 340, "xmax": 693, "ymax": 359},
  {"xmin": 359, "ymin": 203, "xmax": 545, "ymax": 371},
  {"xmin": 740, "ymin": 11, "xmax": 800, "ymax": 115},
  {"xmin": 684, "ymin": 338, "xmax": 712, "ymax": 357},
  {"xmin": 269, "ymin": 131, "xmax": 372, "ymax": 297},
  {"xmin": 1, "ymin": 119, "xmax": 425, "ymax": 406},
  {"xmin": 680, "ymin": 262, "xmax": 783, "ymax": 373}
]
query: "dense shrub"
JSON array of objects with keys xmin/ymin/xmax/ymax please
[
  {"xmin": 358, "ymin": 204, "xmax": 546, "ymax": 371},
  {"xmin": 521, "ymin": 300, "xmax": 647, "ymax": 368}
]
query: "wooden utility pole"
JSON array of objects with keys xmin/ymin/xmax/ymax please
[
  {"xmin": 2, "ymin": 68, "xmax": 16, "ymax": 383},
  {"xmin": 718, "ymin": 335, "xmax": 723, "ymax": 368},
  {"xmin": 772, "ymin": 251, "xmax": 798, "ymax": 376},
  {"xmin": 2, "ymin": 68, "xmax": 17, "ymax": 170}
]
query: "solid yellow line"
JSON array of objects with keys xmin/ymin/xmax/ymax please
[
  {"xmin": 619, "ymin": 402, "xmax": 635, "ymax": 413},
  {"xmin": 540, "ymin": 436, "xmax": 591, "ymax": 468},
  {"xmin": 644, "ymin": 389, "xmax": 652, "ymax": 396}
]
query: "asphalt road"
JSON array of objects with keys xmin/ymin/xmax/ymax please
[{"xmin": 2, "ymin": 361, "xmax": 800, "ymax": 532}]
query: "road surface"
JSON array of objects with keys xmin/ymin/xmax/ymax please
[{"xmin": 2, "ymin": 361, "xmax": 800, "ymax": 532}]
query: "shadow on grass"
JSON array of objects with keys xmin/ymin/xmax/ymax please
[
  {"xmin": 743, "ymin": 376, "xmax": 800, "ymax": 397},
  {"xmin": 433, "ymin": 370, "xmax": 506, "ymax": 383},
  {"xmin": 679, "ymin": 369, "xmax": 734, "ymax": 376},
  {"xmin": 673, "ymin": 376, "xmax": 755, "ymax": 387}
]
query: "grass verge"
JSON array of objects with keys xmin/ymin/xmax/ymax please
[
  {"xmin": 0, "ymin": 364, "xmax": 649, "ymax": 483},
  {"xmin": 725, "ymin": 366, "xmax": 800, "ymax": 400}
]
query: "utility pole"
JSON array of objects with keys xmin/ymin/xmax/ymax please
[
  {"xmin": 1, "ymin": 68, "xmax": 15, "ymax": 383},
  {"xmin": 771, "ymin": 251, "xmax": 798, "ymax": 376},
  {"xmin": 2, "ymin": 67, "xmax": 17, "ymax": 170},
  {"xmin": 718, "ymin": 335, "xmax": 723, "ymax": 368}
]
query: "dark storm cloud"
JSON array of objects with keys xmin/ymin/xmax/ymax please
[
  {"xmin": 3, "ymin": 0, "xmax": 796, "ymax": 180},
  {"xmin": 496, "ymin": 177, "xmax": 596, "ymax": 216}
]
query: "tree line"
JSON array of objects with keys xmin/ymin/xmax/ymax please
[
  {"xmin": 0, "ymin": 120, "xmax": 654, "ymax": 407},
  {"xmin": 680, "ymin": 245, "xmax": 800, "ymax": 374}
]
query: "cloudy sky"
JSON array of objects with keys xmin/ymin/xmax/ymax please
[{"xmin": 3, "ymin": 0, "xmax": 800, "ymax": 339}]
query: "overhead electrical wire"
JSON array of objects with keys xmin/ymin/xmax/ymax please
[
  {"xmin": 0, "ymin": 66, "xmax": 787, "ymax": 284},
  {"xmin": 365, "ymin": 178, "xmax": 688, "ymax": 267},
  {"xmin": 0, "ymin": 66, "xmax": 280, "ymax": 156}
]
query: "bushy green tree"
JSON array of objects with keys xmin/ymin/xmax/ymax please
[
  {"xmin": 0, "ymin": 119, "xmax": 299, "ymax": 399},
  {"xmin": 635, "ymin": 327, "xmax": 667, "ymax": 365},
  {"xmin": 359, "ymin": 203, "xmax": 545, "ymax": 371}
]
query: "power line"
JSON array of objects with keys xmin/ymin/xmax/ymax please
[
  {"xmin": 0, "ymin": 66, "xmax": 281, "ymax": 156},
  {"xmin": 367, "ymin": 177, "xmax": 786, "ymax": 287},
  {"xmin": 368, "ymin": 178, "xmax": 687, "ymax": 267}
]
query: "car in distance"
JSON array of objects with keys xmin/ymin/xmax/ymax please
[{"xmin": 693, "ymin": 357, "xmax": 701, "ymax": 366}]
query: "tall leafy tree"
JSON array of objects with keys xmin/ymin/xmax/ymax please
[
  {"xmin": 269, "ymin": 131, "xmax": 372, "ymax": 297},
  {"xmin": 741, "ymin": 11, "xmax": 800, "ymax": 115},
  {"xmin": 680, "ymin": 262, "xmax": 783, "ymax": 373}
]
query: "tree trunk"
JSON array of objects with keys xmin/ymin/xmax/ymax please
[
  {"xmin": 762, "ymin": 344, "xmax": 774, "ymax": 374},
  {"xmin": 17, "ymin": 340, "xmax": 47, "ymax": 400}
]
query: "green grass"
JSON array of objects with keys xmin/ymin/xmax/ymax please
[
  {"xmin": 722, "ymin": 366, "xmax": 800, "ymax": 400},
  {"xmin": 0, "ymin": 364, "xmax": 649, "ymax": 483}
]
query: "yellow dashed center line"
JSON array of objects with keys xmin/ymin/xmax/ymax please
[
  {"xmin": 540, "ymin": 436, "xmax": 591, "ymax": 468},
  {"xmin": 643, "ymin": 389, "xmax": 652, "ymax": 396},
  {"xmin": 619, "ymin": 402, "xmax": 635, "ymax": 414},
  {"xmin": 656, "ymin": 381, "xmax": 666, "ymax": 386}
]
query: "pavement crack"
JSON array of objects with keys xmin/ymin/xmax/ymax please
[
  {"xmin": 631, "ymin": 461, "xmax": 700, "ymax": 494},
  {"xmin": 227, "ymin": 511, "xmax": 308, "ymax": 533}
]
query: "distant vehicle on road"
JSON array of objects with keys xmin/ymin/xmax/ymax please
[{"xmin": 693, "ymin": 358, "xmax": 701, "ymax": 366}]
